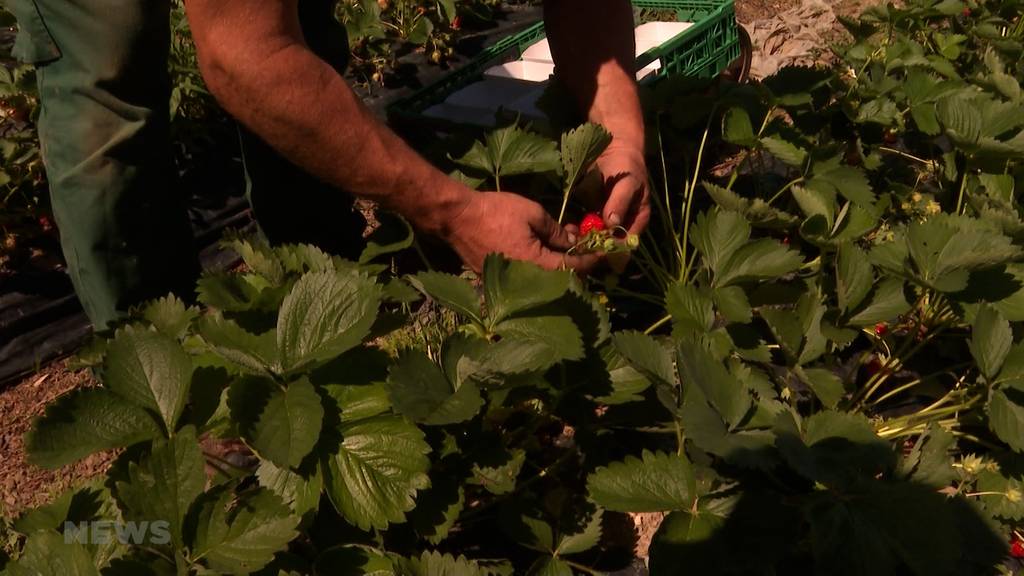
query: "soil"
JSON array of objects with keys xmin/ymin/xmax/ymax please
[
  {"xmin": 0, "ymin": 358, "xmax": 113, "ymax": 518},
  {"xmin": 736, "ymin": 0, "xmax": 799, "ymax": 25}
]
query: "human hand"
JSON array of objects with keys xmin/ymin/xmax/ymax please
[
  {"xmin": 444, "ymin": 191, "xmax": 601, "ymax": 273},
  {"xmin": 596, "ymin": 143, "xmax": 651, "ymax": 236}
]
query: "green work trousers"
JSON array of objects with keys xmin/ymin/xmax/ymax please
[{"xmin": 9, "ymin": 0, "xmax": 366, "ymax": 330}]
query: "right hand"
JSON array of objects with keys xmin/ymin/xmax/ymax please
[{"xmin": 443, "ymin": 191, "xmax": 601, "ymax": 274}]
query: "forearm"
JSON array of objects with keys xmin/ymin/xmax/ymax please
[
  {"xmin": 184, "ymin": 3, "xmax": 468, "ymax": 237},
  {"xmin": 544, "ymin": 0, "xmax": 645, "ymax": 149}
]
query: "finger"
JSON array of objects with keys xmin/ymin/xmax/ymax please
[
  {"xmin": 564, "ymin": 224, "xmax": 581, "ymax": 246},
  {"xmin": 602, "ymin": 175, "xmax": 645, "ymax": 229},
  {"xmin": 627, "ymin": 192, "xmax": 652, "ymax": 235},
  {"xmin": 535, "ymin": 247, "xmax": 602, "ymax": 274},
  {"xmin": 528, "ymin": 206, "xmax": 578, "ymax": 251}
]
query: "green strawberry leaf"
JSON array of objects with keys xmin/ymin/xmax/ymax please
[
  {"xmin": 453, "ymin": 124, "xmax": 561, "ymax": 186},
  {"xmin": 492, "ymin": 315, "xmax": 585, "ymax": 368},
  {"xmin": 483, "ymin": 254, "xmax": 572, "ymax": 325},
  {"xmin": 690, "ymin": 210, "xmax": 750, "ymax": 278},
  {"xmin": 723, "ymin": 107, "xmax": 758, "ymax": 147},
  {"xmin": 847, "ymin": 279, "xmax": 910, "ymax": 327},
  {"xmin": 470, "ymin": 448, "xmax": 526, "ymax": 496},
  {"xmin": 799, "ymin": 367, "xmax": 846, "ymax": 409},
  {"xmin": 612, "ymin": 331, "xmax": 676, "ymax": 388},
  {"xmin": 907, "ymin": 215, "xmax": 1021, "ymax": 292},
  {"xmin": 313, "ymin": 545, "xmax": 397, "ymax": 575},
  {"xmin": 114, "ymin": 426, "xmax": 206, "ymax": 547},
  {"xmin": 977, "ymin": 468, "xmax": 1024, "ymax": 520},
  {"xmin": 322, "ymin": 415, "xmax": 431, "ymax": 530},
  {"xmin": 561, "ymin": 123, "xmax": 611, "ymax": 192},
  {"xmin": 360, "ymin": 213, "xmax": 415, "ymax": 265},
  {"xmin": 970, "ymin": 304, "xmax": 1013, "ymax": 381},
  {"xmin": 407, "ymin": 271, "xmax": 482, "ymax": 323},
  {"xmin": 140, "ymin": 295, "xmax": 199, "ymax": 340},
  {"xmin": 677, "ymin": 341, "xmax": 752, "ymax": 428},
  {"xmin": 3, "ymin": 530, "xmax": 97, "ymax": 576},
  {"xmin": 257, "ymin": 460, "xmax": 323, "ymax": 519},
  {"xmin": 587, "ymin": 450, "xmax": 695, "ymax": 512},
  {"xmin": 761, "ymin": 136, "xmax": 808, "ymax": 167},
  {"xmin": 666, "ymin": 283, "xmax": 714, "ymax": 333},
  {"xmin": 190, "ymin": 487, "xmax": 300, "ymax": 574},
  {"xmin": 229, "ymin": 376, "xmax": 324, "ymax": 468},
  {"xmin": 277, "ymin": 269, "xmax": 381, "ymax": 373},
  {"xmin": 397, "ymin": 550, "xmax": 514, "ymax": 576},
  {"xmin": 836, "ymin": 243, "xmax": 874, "ymax": 314},
  {"xmin": 199, "ymin": 314, "xmax": 280, "ymax": 375},
  {"xmin": 386, "ymin": 349, "xmax": 484, "ymax": 426},
  {"xmin": 808, "ymin": 160, "xmax": 875, "ymax": 208},
  {"xmin": 26, "ymin": 388, "xmax": 163, "ymax": 469},
  {"xmin": 898, "ymin": 423, "xmax": 957, "ymax": 488},
  {"xmin": 988, "ymin": 387, "xmax": 1024, "ymax": 452},
  {"xmin": 556, "ymin": 507, "xmax": 603, "ymax": 556},
  {"xmin": 715, "ymin": 238, "xmax": 804, "ymax": 288},
  {"xmin": 103, "ymin": 325, "xmax": 193, "ymax": 433},
  {"xmin": 408, "ymin": 475, "xmax": 465, "ymax": 545}
]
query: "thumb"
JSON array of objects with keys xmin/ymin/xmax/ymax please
[
  {"xmin": 602, "ymin": 174, "xmax": 644, "ymax": 229},
  {"xmin": 530, "ymin": 208, "xmax": 578, "ymax": 251}
]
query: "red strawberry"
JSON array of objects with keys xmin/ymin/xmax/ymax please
[
  {"xmin": 451, "ymin": 15, "xmax": 462, "ymax": 30},
  {"xmin": 865, "ymin": 357, "xmax": 884, "ymax": 377},
  {"xmin": 1011, "ymin": 539, "xmax": 1024, "ymax": 558},
  {"xmin": 580, "ymin": 213, "xmax": 606, "ymax": 236},
  {"xmin": 962, "ymin": 7, "xmax": 971, "ymax": 16},
  {"xmin": 875, "ymin": 323, "xmax": 888, "ymax": 336},
  {"xmin": 782, "ymin": 236, "xmax": 790, "ymax": 245}
]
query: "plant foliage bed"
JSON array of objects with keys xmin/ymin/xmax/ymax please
[{"xmin": 6, "ymin": 0, "xmax": 1024, "ymax": 574}]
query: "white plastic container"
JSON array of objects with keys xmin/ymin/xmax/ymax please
[
  {"xmin": 444, "ymin": 78, "xmax": 536, "ymax": 109},
  {"xmin": 422, "ymin": 102, "xmax": 500, "ymax": 126},
  {"xmin": 635, "ymin": 21, "xmax": 693, "ymax": 55},
  {"xmin": 517, "ymin": 22, "xmax": 693, "ymax": 81},
  {"xmin": 424, "ymin": 77, "xmax": 541, "ymax": 125},
  {"xmin": 484, "ymin": 60, "xmax": 556, "ymax": 83},
  {"xmin": 505, "ymin": 85, "xmax": 549, "ymax": 123},
  {"xmin": 637, "ymin": 60, "xmax": 663, "ymax": 80},
  {"xmin": 521, "ymin": 38, "xmax": 554, "ymax": 64},
  {"xmin": 428, "ymin": 21, "xmax": 696, "ymax": 123},
  {"xmin": 633, "ymin": 22, "xmax": 693, "ymax": 80}
]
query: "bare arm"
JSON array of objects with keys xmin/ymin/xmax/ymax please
[
  {"xmin": 183, "ymin": 0, "xmax": 462, "ymax": 236},
  {"xmin": 182, "ymin": 0, "xmax": 597, "ymax": 271},
  {"xmin": 545, "ymin": 0, "xmax": 650, "ymax": 234}
]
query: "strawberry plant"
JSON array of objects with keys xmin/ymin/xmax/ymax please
[
  {"xmin": 339, "ymin": 0, "xmax": 505, "ymax": 87},
  {"xmin": 452, "ymin": 121, "xmax": 639, "ymax": 257},
  {"xmin": 7, "ymin": 0, "xmax": 1024, "ymax": 574},
  {"xmin": 0, "ymin": 7, "xmax": 48, "ymax": 267}
]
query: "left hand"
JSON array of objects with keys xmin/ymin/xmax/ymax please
[{"xmin": 595, "ymin": 143, "xmax": 650, "ymax": 235}]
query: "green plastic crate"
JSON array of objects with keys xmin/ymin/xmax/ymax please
[{"xmin": 388, "ymin": 0, "xmax": 740, "ymax": 127}]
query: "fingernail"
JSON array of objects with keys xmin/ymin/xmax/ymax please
[
  {"xmin": 567, "ymin": 232, "xmax": 577, "ymax": 244},
  {"xmin": 607, "ymin": 213, "xmax": 622, "ymax": 227}
]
